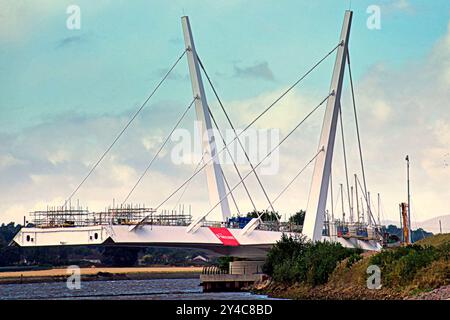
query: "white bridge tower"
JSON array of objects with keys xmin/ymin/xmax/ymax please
[
  {"xmin": 181, "ymin": 16, "xmax": 232, "ymax": 222},
  {"xmin": 303, "ymin": 11, "xmax": 353, "ymax": 241}
]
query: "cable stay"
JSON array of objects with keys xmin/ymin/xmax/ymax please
[
  {"xmin": 245, "ymin": 150, "xmax": 324, "ymax": 236},
  {"xmin": 197, "ymin": 54, "xmax": 276, "ymax": 216},
  {"xmin": 15, "ymin": 12, "xmax": 387, "ymax": 253},
  {"xmin": 219, "ymin": 165, "xmax": 241, "ymax": 216},
  {"xmin": 207, "ymin": 105, "xmax": 258, "ymax": 213},
  {"xmin": 355, "ymin": 174, "xmax": 377, "ymax": 226},
  {"xmin": 338, "ymin": 104, "xmax": 353, "ymax": 222},
  {"xmin": 346, "ymin": 49, "xmax": 369, "ymax": 212},
  {"xmin": 130, "ymin": 43, "xmax": 341, "ymax": 230},
  {"xmin": 189, "ymin": 93, "xmax": 332, "ymax": 227},
  {"xmin": 171, "ymin": 151, "xmax": 206, "ymax": 211},
  {"xmin": 330, "ymin": 168, "xmax": 335, "ymax": 221},
  {"xmin": 264, "ymin": 150, "xmax": 321, "ymax": 209},
  {"xmin": 63, "ymin": 49, "xmax": 187, "ymax": 207},
  {"xmin": 333, "ymin": 184, "xmax": 341, "ymax": 220},
  {"xmin": 122, "ymin": 96, "xmax": 196, "ymax": 204}
]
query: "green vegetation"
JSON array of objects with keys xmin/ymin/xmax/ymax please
[
  {"xmin": 0, "ymin": 223, "xmax": 22, "ymax": 267},
  {"xmin": 262, "ymin": 233, "xmax": 449, "ymax": 299},
  {"xmin": 264, "ymin": 234, "xmax": 361, "ymax": 286},
  {"xmin": 370, "ymin": 245, "xmax": 439, "ymax": 286},
  {"xmin": 370, "ymin": 240, "xmax": 450, "ymax": 288},
  {"xmin": 246, "ymin": 210, "xmax": 281, "ymax": 222},
  {"xmin": 288, "ymin": 210, "xmax": 305, "ymax": 225},
  {"xmin": 216, "ymin": 256, "xmax": 235, "ymax": 272}
]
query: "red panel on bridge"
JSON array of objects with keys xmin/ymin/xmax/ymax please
[{"xmin": 209, "ymin": 227, "xmax": 240, "ymax": 246}]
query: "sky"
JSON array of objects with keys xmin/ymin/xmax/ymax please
[{"xmin": 0, "ymin": 0, "xmax": 449, "ymax": 227}]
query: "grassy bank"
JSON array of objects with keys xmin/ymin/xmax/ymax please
[{"xmin": 254, "ymin": 234, "xmax": 450, "ymax": 300}]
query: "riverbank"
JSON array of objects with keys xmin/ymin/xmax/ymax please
[
  {"xmin": 251, "ymin": 233, "xmax": 450, "ymax": 300},
  {"xmin": 252, "ymin": 279, "xmax": 450, "ymax": 300},
  {"xmin": 252, "ymin": 252, "xmax": 450, "ymax": 300},
  {"xmin": 0, "ymin": 266, "xmax": 203, "ymax": 284}
]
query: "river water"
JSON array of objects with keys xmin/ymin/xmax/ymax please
[{"xmin": 0, "ymin": 278, "xmax": 274, "ymax": 300}]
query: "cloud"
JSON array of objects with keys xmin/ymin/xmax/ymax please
[
  {"xmin": 233, "ymin": 61, "xmax": 275, "ymax": 81},
  {"xmin": 0, "ymin": 154, "xmax": 24, "ymax": 169},
  {"xmin": 1, "ymin": 14, "xmax": 450, "ymax": 227},
  {"xmin": 0, "ymin": 0, "xmax": 59, "ymax": 43},
  {"xmin": 0, "ymin": 1, "xmax": 113, "ymax": 44},
  {"xmin": 343, "ymin": 20, "xmax": 450, "ymax": 223},
  {"xmin": 55, "ymin": 35, "xmax": 87, "ymax": 49},
  {"xmin": 380, "ymin": 0, "xmax": 415, "ymax": 14},
  {"xmin": 168, "ymin": 36, "xmax": 182, "ymax": 46},
  {"xmin": 155, "ymin": 68, "xmax": 189, "ymax": 81}
]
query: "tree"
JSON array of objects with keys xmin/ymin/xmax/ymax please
[
  {"xmin": 289, "ymin": 210, "xmax": 306, "ymax": 225},
  {"xmin": 101, "ymin": 247, "xmax": 140, "ymax": 267},
  {"xmin": 0, "ymin": 223, "xmax": 22, "ymax": 266},
  {"xmin": 246, "ymin": 210, "xmax": 281, "ymax": 222}
]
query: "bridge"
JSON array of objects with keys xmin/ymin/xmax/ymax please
[{"xmin": 12, "ymin": 11, "xmax": 383, "ymax": 258}]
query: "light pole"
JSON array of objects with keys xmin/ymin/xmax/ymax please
[{"xmin": 406, "ymin": 155, "xmax": 412, "ymax": 243}]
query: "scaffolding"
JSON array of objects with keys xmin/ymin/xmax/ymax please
[
  {"xmin": 31, "ymin": 206, "xmax": 91, "ymax": 228},
  {"xmin": 30, "ymin": 204, "xmax": 194, "ymax": 228}
]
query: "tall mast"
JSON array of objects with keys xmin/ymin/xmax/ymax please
[
  {"xmin": 406, "ymin": 155, "xmax": 412, "ymax": 243},
  {"xmin": 303, "ymin": 11, "xmax": 353, "ymax": 241},
  {"xmin": 355, "ymin": 174, "xmax": 360, "ymax": 223},
  {"xmin": 181, "ymin": 16, "xmax": 232, "ymax": 221},
  {"xmin": 377, "ymin": 193, "xmax": 381, "ymax": 225},
  {"xmin": 340, "ymin": 183, "xmax": 345, "ymax": 222},
  {"xmin": 350, "ymin": 185, "xmax": 354, "ymax": 223}
]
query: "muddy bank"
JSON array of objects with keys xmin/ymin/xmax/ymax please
[
  {"xmin": 0, "ymin": 267, "xmax": 202, "ymax": 285},
  {"xmin": 251, "ymin": 279, "xmax": 406, "ymax": 300}
]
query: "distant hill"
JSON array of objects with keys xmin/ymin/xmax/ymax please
[
  {"xmin": 382, "ymin": 214, "xmax": 450, "ymax": 235},
  {"xmin": 416, "ymin": 215, "xmax": 450, "ymax": 234}
]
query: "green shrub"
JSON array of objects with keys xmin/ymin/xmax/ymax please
[
  {"xmin": 263, "ymin": 234, "xmax": 307, "ymax": 276},
  {"xmin": 264, "ymin": 235, "xmax": 360, "ymax": 286},
  {"xmin": 346, "ymin": 252, "xmax": 363, "ymax": 268},
  {"xmin": 217, "ymin": 256, "xmax": 234, "ymax": 272},
  {"xmin": 370, "ymin": 245, "xmax": 439, "ymax": 287}
]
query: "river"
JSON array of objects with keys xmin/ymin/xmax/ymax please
[{"xmin": 0, "ymin": 278, "xmax": 274, "ymax": 300}]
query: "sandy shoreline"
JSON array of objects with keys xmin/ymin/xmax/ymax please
[{"xmin": 0, "ymin": 267, "xmax": 203, "ymax": 284}]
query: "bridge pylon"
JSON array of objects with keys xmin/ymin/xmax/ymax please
[
  {"xmin": 181, "ymin": 16, "xmax": 232, "ymax": 222},
  {"xmin": 303, "ymin": 10, "xmax": 353, "ymax": 241}
]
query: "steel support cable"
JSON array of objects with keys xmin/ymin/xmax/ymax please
[
  {"xmin": 122, "ymin": 97, "xmax": 196, "ymax": 204},
  {"xmin": 333, "ymin": 186, "xmax": 341, "ymax": 219},
  {"xmin": 152, "ymin": 92, "xmax": 333, "ymax": 217},
  {"xmin": 265, "ymin": 151, "xmax": 322, "ymax": 209},
  {"xmin": 339, "ymin": 106, "xmax": 353, "ymax": 222},
  {"xmin": 134, "ymin": 44, "xmax": 341, "ymax": 226},
  {"xmin": 64, "ymin": 50, "xmax": 187, "ymax": 206},
  {"xmin": 207, "ymin": 106, "xmax": 257, "ymax": 212},
  {"xmin": 355, "ymin": 175, "xmax": 377, "ymax": 226},
  {"xmin": 197, "ymin": 55, "xmax": 275, "ymax": 215},
  {"xmin": 346, "ymin": 50, "xmax": 369, "ymax": 213},
  {"xmin": 172, "ymin": 151, "xmax": 206, "ymax": 211},
  {"xmin": 196, "ymin": 93, "xmax": 332, "ymax": 221},
  {"xmin": 330, "ymin": 168, "xmax": 334, "ymax": 221},
  {"xmin": 218, "ymin": 166, "xmax": 241, "ymax": 216}
]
